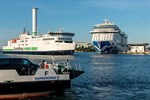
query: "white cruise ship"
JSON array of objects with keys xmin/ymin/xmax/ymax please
[
  {"xmin": 90, "ymin": 19, "xmax": 128, "ymax": 54},
  {"xmin": 2, "ymin": 8, "xmax": 75, "ymax": 55}
]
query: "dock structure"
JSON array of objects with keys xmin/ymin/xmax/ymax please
[{"xmin": 127, "ymin": 43, "xmax": 150, "ymax": 54}]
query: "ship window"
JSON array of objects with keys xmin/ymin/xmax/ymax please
[
  {"xmin": 48, "ymin": 32, "xmax": 74, "ymax": 36},
  {"xmin": 55, "ymin": 41, "xmax": 62, "ymax": 42},
  {"xmin": 64, "ymin": 41, "xmax": 72, "ymax": 43},
  {"xmin": 0, "ymin": 59, "xmax": 9, "ymax": 65},
  {"xmin": 43, "ymin": 38, "xmax": 54, "ymax": 40},
  {"xmin": 10, "ymin": 60, "xmax": 23, "ymax": 64},
  {"xmin": 58, "ymin": 38, "xmax": 62, "ymax": 40},
  {"xmin": 58, "ymin": 38, "xmax": 72, "ymax": 41},
  {"xmin": 21, "ymin": 59, "xmax": 32, "ymax": 65}
]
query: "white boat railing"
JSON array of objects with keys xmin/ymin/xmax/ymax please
[{"xmin": 54, "ymin": 60, "xmax": 82, "ymax": 71}]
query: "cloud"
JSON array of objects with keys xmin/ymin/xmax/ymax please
[{"xmin": 81, "ymin": 0, "xmax": 149, "ymax": 10}]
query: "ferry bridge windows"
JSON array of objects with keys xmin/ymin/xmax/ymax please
[
  {"xmin": 58, "ymin": 38, "xmax": 72, "ymax": 41},
  {"xmin": 55, "ymin": 41, "xmax": 62, "ymax": 43},
  {"xmin": 43, "ymin": 38, "xmax": 54, "ymax": 40},
  {"xmin": 48, "ymin": 33, "xmax": 74, "ymax": 36},
  {"xmin": 64, "ymin": 41, "xmax": 73, "ymax": 43}
]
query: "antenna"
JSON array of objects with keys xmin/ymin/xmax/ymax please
[
  {"xmin": 23, "ymin": 27, "xmax": 26, "ymax": 34},
  {"xmin": 52, "ymin": 56, "xmax": 55, "ymax": 64}
]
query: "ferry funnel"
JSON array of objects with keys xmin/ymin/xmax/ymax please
[{"xmin": 32, "ymin": 8, "xmax": 38, "ymax": 35}]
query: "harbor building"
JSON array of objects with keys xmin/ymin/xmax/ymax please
[
  {"xmin": 75, "ymin": 42, "xmax": 92, "ymax": 48},
  {"xmin": 129, "ymin": 43, "xmax": 149, "ymax": 54},
  {"xmin": 75, "ymin": 42, "xmax": 94, "ymax": 52}
]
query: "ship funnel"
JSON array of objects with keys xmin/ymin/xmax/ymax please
[{"xmin": 32, "ymin": 8, "xmax": 38, "ymax": 35}]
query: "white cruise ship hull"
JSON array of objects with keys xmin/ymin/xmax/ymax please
[{"xmin": 93, "ymin": 40, "xmax": 128, "ymax": 54}]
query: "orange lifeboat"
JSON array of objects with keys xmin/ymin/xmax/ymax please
[{"xmin": 11, "ymin": 39, "xmax": 17, "ymax": 43}]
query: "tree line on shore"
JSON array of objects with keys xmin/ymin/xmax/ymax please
[{"xmin": 75, "ymin": 46, "xmax": 95, "ymax": 52}]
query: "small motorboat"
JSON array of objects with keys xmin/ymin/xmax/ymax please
[{"xmin": 0, "ymin": 58, "xmax": 84, "ymax": 99}]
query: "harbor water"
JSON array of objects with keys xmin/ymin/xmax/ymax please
[{"xmin": 0, "ymin": 52, "xmax": 150, "ymax": 100}]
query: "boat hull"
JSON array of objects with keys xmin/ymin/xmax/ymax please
[
  {"xmin": 0, "ymin": 80, "xmax": 71, "ymax": 95},
  {"xmin": 2, "ymin": 50, "xmax": 74, "ymax": 55},
  {"xmin": 93, "ymin": 41, "xmax": 127, "ymax": 54}
]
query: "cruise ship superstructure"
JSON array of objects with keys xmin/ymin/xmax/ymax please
[
  {"xmin": 2, "ymin": 8, "xmax": 75, "ymax": 55},
  {"xmin": 90, "ymin": 19, "xmax": 128, "ymax": 54}
]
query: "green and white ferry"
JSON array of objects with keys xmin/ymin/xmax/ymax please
[
  {"xmin": 2, "ymin": 29, "xmax": 75, "ymax": 55},
  {"xmin": 2, "ymin": 8, "xmax": 75, "ymax": 55}
]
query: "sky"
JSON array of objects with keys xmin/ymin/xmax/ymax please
[{"xmin": 0, "ymin": 0, "xmax": 150, "ymax": 48}]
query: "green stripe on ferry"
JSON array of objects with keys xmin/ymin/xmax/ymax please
[
  {"xmin": 23, "ymin": 47, "xmax": 38, "ymax": 51},
  {"xmin": 32, "ymin": 47, "xmax": 38, "ymax": 50},
  {"xmin": 3, "ymin": 49, "xmax": 13, "ymax": 51}
]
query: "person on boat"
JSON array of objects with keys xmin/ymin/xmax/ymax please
[
  {"xmin": 40, "ymin": 60, "xmax": 45, "ymax": 69},
  {"xmin": 66, "ymin": 59, "xmax": 70, "ymax": 69},
  {"xmin": 44, "ymin": 61, "xmax": 49, "ymax": 69},
  {"xmin": 48, "ymin": 63, "xmax": 53, "ymax": 68}
]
